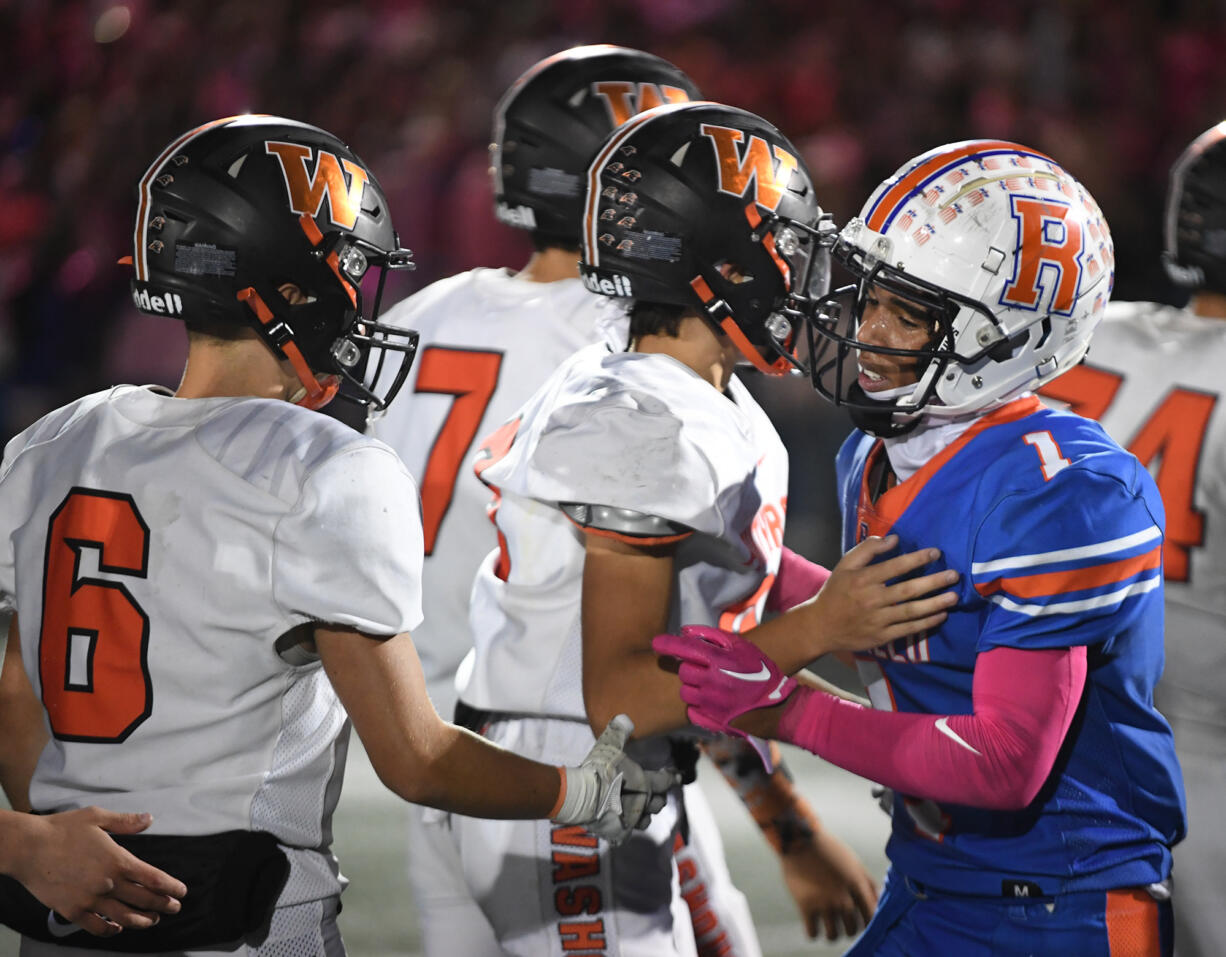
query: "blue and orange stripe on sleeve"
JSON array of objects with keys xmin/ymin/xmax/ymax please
[{"xmin": 971, "ymin": 526, "xmax": 1162, "ymax": 618}]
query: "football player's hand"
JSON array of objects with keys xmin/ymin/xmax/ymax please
[
  {"xmin": 10, "ymin": 807, "xmax": 186, "ymax": 937},
  {"xmin": 780, "ymin": 827, "xmax": 878, "ymax": 941},
  {"xmin": 653, "ymin": 625, "xmax": 797, "ymax": 741},
  {"xmin": 811, "ymin": 535, "xmax": 959, "ymax": 654},
  {"xmin": 553, "ymin": 715, "xmax": 678, "ymax": 845},
  {"xmin": 767, "ymin": 546, "xmax": 831, "ymax": 613}
]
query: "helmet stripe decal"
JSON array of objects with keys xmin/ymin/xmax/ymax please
[
  {"xmin": 864, "ymin": 140, "xmax": 1057, "ymax": 234},
  {"xmin": 582, "ymin": 106, "xmax": 671, "ymax": 266},
  {"xmin": 132, "ymin": 115, "xmax": 248, "ymax": 281},
  {"xmin": 583, "ymin": 100, "xmax": 718, "ymax": 267}
]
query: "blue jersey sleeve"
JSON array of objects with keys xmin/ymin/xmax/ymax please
[
  {"xmin": 835, "ymin": 430, "xmax": 873, "ymax": 553},
  {"xmin": 971, "ymin": 462, "xmax": 1165, "ymax": 653}
]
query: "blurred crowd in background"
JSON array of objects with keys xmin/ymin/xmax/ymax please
[{"xmin": 4, "ymin": 0, "xmax": 1225, "ymax": 559}]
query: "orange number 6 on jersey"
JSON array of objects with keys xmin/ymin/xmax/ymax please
[{"xmin": 39, "ymin": 488, "xmax": 152, "ymax": 742}]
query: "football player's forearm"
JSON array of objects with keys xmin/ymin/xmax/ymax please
[
  {"xmin": 318, "ymin": 626, "xmax": 560, "ymax": 817},
  {"xmin": 584, "ymin": 648, "xmax": 688, "ymax": 738},
  {"xmin": 702, "ymin": 738, "xmax": 820, "ymax": 855},
  {"xmin": 0, "ymin": 810, "xmax": 37, "ymax": 876},
  {"xmin": 385, "ymin": 723, "xmax": 561, "ymax": 819},
  {"xmin": 748, "ymin": 605, "xmax": 836, "ymax": 675},
  {"xmin": 0, "ymin": 618, "xmax": 44, "ymax": 811},
  {"xmin": 765, "ymin": 645, "xmax": 1086, "ymax": 810}
]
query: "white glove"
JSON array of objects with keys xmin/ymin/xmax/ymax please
[{"xmin": 552, "ymin": 715, "xmax": 678, "ymax": 845}]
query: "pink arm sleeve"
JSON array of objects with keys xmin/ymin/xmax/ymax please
[
  {"xmin": 766, "ymin": 546, "xmax": 832, "ymax": 613},
  {"xmin": 776, "ymin": 645, "xmax": 1088, "ymax": 810}
]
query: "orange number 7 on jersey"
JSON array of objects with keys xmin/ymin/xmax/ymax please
[
  {"xmin": 1041, "ymin": 365, "xmax": 1218, "ymax": 581},
  {"xmin": 39, "ymin": 488, "xmax": 152, "ymax": 742},
  {"xmin": 414, "ymin": 347, "xmax": 505, "ymax": 555}
]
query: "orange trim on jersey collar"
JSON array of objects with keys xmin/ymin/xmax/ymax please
[{"xmin": 863, "ymin": 395, "xmax": 1043, "ymax": 532}]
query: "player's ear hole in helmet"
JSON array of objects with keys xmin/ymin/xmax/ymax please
[
  {"xmin": 126, "ymin": 114, "xmax": 419, "ymax": 412},
  {"xmin": 805, "ymin": 139, "xmax": 1114, "ymax": 437},
  {"xmin": 578, "ymin": 101, "xmax": 835, "ymax": 375}
]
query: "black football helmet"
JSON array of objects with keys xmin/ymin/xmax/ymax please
[
  {"xmin": 578, "ymin": 101, "xmax": 833, "ymax": 375},
  {"xmin": 491, "ymin": 44, "xmax": 700, "ymax": 246},
  {"xmin": 1164, "ymin": 121, "xmax": 1226, "ymax": 295},
  {"xmin": 128, "ymin": 114, "xmax": 418, "ymax": 411}
]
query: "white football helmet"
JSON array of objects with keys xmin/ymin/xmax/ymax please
[{"xmin": 807, "ymin": 140, "xmax": 1114, "ymax": 436}]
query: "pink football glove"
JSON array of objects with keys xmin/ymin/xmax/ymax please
[
  {"xmin": 653, "ymin": 624, "xmax": 797, "ymax": 762},
  {"xmin": 766, "ymin": 546, "xmax": 832, "ymax": 613}
]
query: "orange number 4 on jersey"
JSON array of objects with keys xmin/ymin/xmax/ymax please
[{"xmin": 1041, "ymin": 366, "xmax": 1217, "ymax": 581}]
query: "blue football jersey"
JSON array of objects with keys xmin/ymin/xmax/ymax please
[{"xmin": 836, "ymin": 396, "xmax": 1186, "ymax": 895}]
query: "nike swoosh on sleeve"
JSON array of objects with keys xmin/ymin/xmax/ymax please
[
  {"xmin": 717, "ymin": 663, "xmax": 772, "ymax": 682},
  {"xmin": 934, "ymin": 716, "xmax": 981, "ymax": 755}
]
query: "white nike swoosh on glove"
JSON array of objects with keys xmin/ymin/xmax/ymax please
[
  {"xmin": 934, "ymin": 716, "xmax": 981, "ymax": 755},
  {"xmin": 767, "ymin": 676, "xmax": 791, "ymax": 701},
  {"xmin": 718, "ymin": 663, "xmax": 771, "ymax": 682}
]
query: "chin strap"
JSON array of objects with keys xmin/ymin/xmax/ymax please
[
  {"xmin": 847, "ymin": 383, "xmax": 922, "ymax": 438},
  {"xmin": 236, "ymin": 287, "xmax": 340, "ymax": 410},
  {"xmin": 689, "ymin": 275, "xmax": 792, "ymax": 376}
]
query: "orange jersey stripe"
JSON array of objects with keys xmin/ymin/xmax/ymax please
[
  {"xmin": 1105, "ymin": 887, "xmax": 1162, "ymax": 956},
  {"xmin": 974, "ymin": 545, "xmax": 1162, "ymax": 600},
  {"xmin": 566, "ymin": 513, "xmax": 692, "ymax": 547}
]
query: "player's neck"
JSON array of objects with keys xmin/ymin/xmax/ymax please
[
  {"xmin": 175, "ymin": 338, "xmax": 301, "ymax": 402},
  {"xmin": 517, "ymin": 246, "xmax": 581, "ymax": 283},
  {"xmin": 1189, "ymin": 290, "xmax": 1226, "ymax": 319},
  {"xmin": 633, "ymin": 316, "xmax": 740, "ymax": 391}
]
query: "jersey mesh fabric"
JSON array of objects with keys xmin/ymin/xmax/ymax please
[{"xmin": 249, "ymin": 667, "xmax": 349, "ymax": 905}]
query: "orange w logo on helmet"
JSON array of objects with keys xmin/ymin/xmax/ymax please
[
  {"xmin": 699, "ymin": 124, "xmax": 799, "ymax": 212},
  {"xmin": 591, "ymin": 81, "xmax": 691, "ymax": 127},
  {"xmin": 265, "ymin": 141, "xmax": 370, "ymax": 230}
]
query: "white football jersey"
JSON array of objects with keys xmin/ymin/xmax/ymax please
[
  {"xmin": 374, "ymin": 268, "xmax": 627, "ymax": 717},
  {"xmin": 1041, "ymin": 300, "xmax": 1226, "ymax": 712},
  {"xmin": 460, "ymin": 343, "xmax": 789, "ymax": 719},
  {"xmin": 0, "ymin": 386, "xmax": 424, "ymax": 905}
]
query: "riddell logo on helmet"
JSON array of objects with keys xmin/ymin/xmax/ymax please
[
  {"xmin": 581, "ymin": 271, "xmax": 634, "ymax": 297},
  {"xmin": 700, "ymin": 125, "xmax": 799, "ymax": 212},
  {"xmin": 496, "ymin": 202, "xmax": 537, "ymax": 229},
  {"xmin": 131, "ymin": 285, "xmax": 184, "ymax": 315},
  {"xmin": 591, "ymin": 81, "xmax": 691, "ymax": 127},
  {"xmin": 265, "ymin": 141, "xmax": 369, "ymax": 230}
]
